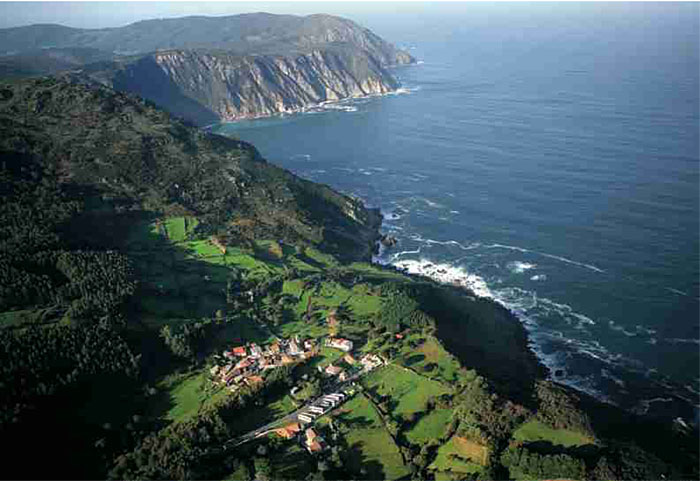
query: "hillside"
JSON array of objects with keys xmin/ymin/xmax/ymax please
[
  {"xmin": 0, "ymin": 78, "xmax": 697, "ymax": 481},
  {"xmin": 0, "ymin": 13, "xmax": 415, "ymax": 124},
  {"xmin": 0, "ymin": 77, "xmax": 381, "ymax": 260}
]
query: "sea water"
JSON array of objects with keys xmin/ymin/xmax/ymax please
[{"xmin": 212, "ymin": 3, "xmax": 699, "ymax": 423}]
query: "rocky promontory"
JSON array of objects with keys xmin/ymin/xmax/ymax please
[{"xmin": 0, "ymin": 13, "xmax": 415, "ymax": 125}]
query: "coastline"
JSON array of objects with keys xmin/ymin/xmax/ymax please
[
  {"xmin": 203, "ymin": 85, "xmax": 418, "ymax": 130},
  {"xmin": 371, "ymin": 237, "xmax": 548, "ymax": 405}
]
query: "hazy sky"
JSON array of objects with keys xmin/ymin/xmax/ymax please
[
  {"xmin": 0, "ymin": 2, "xmax": 443, "ymax": 29},
  {"xmin": 0, "ymin": 1, "xmax": 695, "ymax": 47}
]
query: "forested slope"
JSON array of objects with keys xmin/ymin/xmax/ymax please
[{"xmin": 0, "ymin": 78, "xmax": 696, "ymax": 481}]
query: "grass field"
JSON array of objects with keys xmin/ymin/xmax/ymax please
[
  {"xmin": 405, "ymin": 408, "xmax": 453, "ymax": 445},
  {"xmin": 336, "ymin": 395, "xmax": 409, "ymax": 480},
  {"xmin": 0, "ymin": 308, "xmax": 52, "ymax": 329},
  {"xmin": 229, "ymin": 392, "xmax": 298, "ymax": 435},
  {"xmin": 429, "ymin": 436, "xmax": 485, "ymax": 475},
  {"xmin": 347, "ymin": 262, "xmax": 409, "ymax": 281},
  {"xmin": 397, "ymin": 336, "xmax": 462, "ymax": 384},
  {"xmin": 363, "ymin": 365, "xmax": 451, "ymax": 419},
  {"xmin": 270, "ymin": 442, "xmax": 315, "ymax": 479},
  {"xmin": 223, "ymin": 462, "xmax": 250, "ymax": 481},
  {"xmin": 157, "ymin": 370, "xmax": 228, "ymax": 423},
  {"xmin": 512, "ymin": 419, "xmax": 596, "ymax": 447}
]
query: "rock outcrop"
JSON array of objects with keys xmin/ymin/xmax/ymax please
[
  {"xmin": 0, "ymin": 13, "xmax": 415, "ymax": 124},
  {"xmin": 115, "ymin": 48, "xmax": 401, "ymax": 122}
]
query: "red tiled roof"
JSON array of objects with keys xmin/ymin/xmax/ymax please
[{"xmin": 248, "ymin": 375, "xmax": 264, "ymax": 385}]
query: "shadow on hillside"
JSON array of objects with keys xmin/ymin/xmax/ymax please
[
  {"xmin": 525, "ymin": 440, "xmax": 599, "ymax": 458},
  {"xmin": 113, "ymin": 56, "xmax": 220, "ymax": 127},
  {"xmin": 341, "ymin": 441, "xmax": 386, "ymax": 481}
]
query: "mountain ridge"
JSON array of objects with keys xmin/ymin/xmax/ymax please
[{"xmin": 0, "ymin": 13, "xmax": 414, "ymax": 124}]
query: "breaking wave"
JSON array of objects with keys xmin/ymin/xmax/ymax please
[{"xmin": 507, "ymin": 261, "xmax": 537, "ymax": 273}]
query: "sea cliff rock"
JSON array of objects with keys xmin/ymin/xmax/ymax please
[
  {"xmin": 112, "ymin": 47, "xmax": 406, "ymax": 123},
  {"xmin": 0, "ymin": 13, "xmax": 414, "ymax": 125}
]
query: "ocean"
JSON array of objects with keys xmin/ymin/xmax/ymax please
[{"xmin": 212, "ymin": 3, "xmax": 699, "ymax": 423}]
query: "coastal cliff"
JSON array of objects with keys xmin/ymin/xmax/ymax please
[
  {"xmin": 0, "ymin": 13, "xmax": 415, "ymax": 124},
  {"xmin": 112, "ymin": 47, "xmax": 407, "ymax": 123}
]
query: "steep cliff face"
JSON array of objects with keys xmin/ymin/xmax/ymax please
[
  {"xmin": 0, "ymin": 13, "xmax": 414, "ymax": 124},
  {"xmin": 115, "ymin": 48, "xmax": 402, "ymax": 122}
]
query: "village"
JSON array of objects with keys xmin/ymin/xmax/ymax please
[
  {"xmin": 210, "ymin": 334, "xmax": 382, "ymax": 395},
  {"xmin": 213, "ymin": 333, "xmax": 385, "ymax": 455}
]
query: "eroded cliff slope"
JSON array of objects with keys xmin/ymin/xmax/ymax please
[{"xmin": 0, "ymin": 13, "xmax": 414, "ymax": 124}]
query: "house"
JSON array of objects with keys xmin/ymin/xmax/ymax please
[
  {"xmin": 275, "ymin": 422, "xmax": 301, "ymax": 439},
  {"xmin": 246, "ymin": 375, "xmax": 264, "ymax": 386},
  {"xmin": 223, "ymin": 372, "xmax": 236, "ymax": 385},
  {"xmin": 223, "ymin": 351, "xmax": 235, "ymax": 360},
  {"xmin": 305, "ymin": 428, "xmax": 325, "ymax": 454},
  {"xmin": 326, "ymin": 338, "xmax": 353, "ymax": 352},
  {"xmin": 249, "ymin": 344, "xmax": 263, "ymax": 358},
  {"xmin": 298, "ymin": 414, "xmax": 313, "ymax": 423},
  {"xmin": 232, "ymin": 346, "xmax": 247, "ymax": 357},
  {"xmin": 210, "ymin": 365, "xmax": 221, "ymax": 377},
  {"xmin": 281, "ymin": 354, "xmax": 295, "ymax": 365},
  {"xmin": 304, "ymin": 340, "xmax": 314, "ymax": 350},
  {"xmin": 306, "ymin": 428, "xmax": 318, "ymax": 443},
  {"xmin": 325, "ymin": 365, "xmax": 344, "ymax": 376},
  {"xmin": 360, "ymin": 354, "xmax": 383, "ymax": 371},
  {"xmin": 343, "ymin": 354, "xmax": 356, "ymax": 365},
  {"xmin": 307, "ymin": 441, "xmax": 323, "ymax": 453},
  {"xmin": 235, "ymin": 359, "xmax": 252, "ymax": 370},
  {"xmin": 269, "ymin": 343, "xmax": 281, "ymax": 354},
  {"xmin": 211, "ymin": 236, "xmax": 227, "ymax": 254},
  {"xmin": 339, "ymin": 371, "xmax": 349, "ymax": 382},
  {"xmin": 288, "ymin": 340, "xmax": 302, "ymax": 356}
]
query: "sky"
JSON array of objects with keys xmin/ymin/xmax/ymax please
[
  {"xmin": 0, "ymin": 2, "xmax": 438, "ymax": 29},
  {"xmin": 0, "ymin": 1, "xmax": 694, "ymax": 48}
]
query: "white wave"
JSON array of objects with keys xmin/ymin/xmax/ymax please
[
  {"xmin": 633, "ymin": 397, "xmax": 674, "ymax": 416},
  {"xmin": 382, "ymin": 212, "xmax": 402, "ymax": 221},
  {"xmin": 392, "ymin": 258, "xmax": 494, "ymax": 299},
  {"xmin": 601, "ymin": 368, "xmax": 627, "ymax": 388},
  {"xmin": 635, "ymin": 324, "xmax": 657, "ymax": 335},
  {"xmin": 410, "ymin": 234, "xmax": 481, "ymax": 251},
  {"xmin": 608, "ymin": 320, "xmax": 638, "ymax": 337},
  {"xmin": 450, "ymin": 210, "xmax": 460, "ymax": 214},
  {"xmin": 666, "ymin": 287, "xmax": 689, "ymax": 296},
  {"xmin": 530, "ymin": 274, "xmax": 547, "ymax": 281},
  {"xmin": 422, "ymin": 198, "xmax": 442, "ymax": 208},
  {"xmin": 664, "ymin": 338, "xmax": 700, "ymax": 345},
  {"xmin": 487, "ymin": 243, "xmax": 605, "ymax": 273},
  {"xmin": 535, "ymin": 297, "xmax": 597, "ymax": 327},
  {"xmin": 416, "ymin": 60, "xmax": 425, "ymax": 65},
  {"xmin": 507, "ymin": 261, "xmax": 537, "ymax": 274},
  {"xmin": 291, "ymin": 154, "xmax": 311, "ymax": 160},
  {"xmin": 390, "ymin": 248, "xmax": 422, "ymax": 262}
]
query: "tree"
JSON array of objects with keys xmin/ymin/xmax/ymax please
[{"xmin": 253, "ymin": 457, "xmax": 272, "ymax": 481}]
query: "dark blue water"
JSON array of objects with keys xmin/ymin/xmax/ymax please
[{"xmin": 213, "ymin": 4, "xmax": 700, "ymax": 422}]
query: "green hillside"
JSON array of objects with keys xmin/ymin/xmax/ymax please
[{"xmin": 0, "ymin": 77, "xmax": 696, "ymax": 481}]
